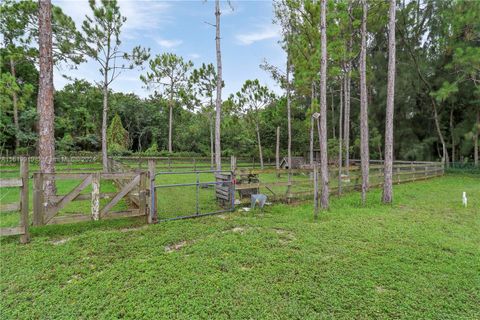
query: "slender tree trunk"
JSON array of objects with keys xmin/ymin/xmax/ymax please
[
  {"xmin": 286, "ymin": 58, "xmax": 292, "ymax": 170},
  {"xmin": 10, "ymin": 57, "xmax": 20, "ymax": 152},
  {"xmin": 331, "ymin": 89, "xmax": 336, "ymax": 139},
  {"xmin": 432, "ymin": 101, "xmax": 449, "ymax": 165},
  {"xmin": 310, "ymin": 83, "xmax": 315, "ymax": 165},
  {"xmin": 344, "ymin": 3, "xmax": 353, "ymax": 176},
  {"xmin": 382, "ymin": 0, "xmax": 396, "ymax": 204},
  {"xmin": 475, "ymin": 109, "xmax": 479, "ymax": 166},
  {"xmin": 450, "ymin": 108, "xmax": 455, "ymax": 164},
  {"xmin": 310, "ymin": 117, "xmax": 314, "ymax": 164},
  {"xmin": 101, "ymin": 83, "xmax": 109, "ymax": 172},
  {"xmin": 343, "ymin": 71, "xmax": 351, "ymax": 176},
  {"xmin": 319, "ymin": 0, "xmax": 329, "ymax": 209},
  {"xmin": 338, "ymin": 79, "xmax": 343, "ymax": 196},
  {"xmin": 38, "ymin": 0, "xmax": 56, "ymax": 196},
  {"xmin": 276, "ymin": 126, "xmax": 280, "ymax": 170},
  {"xmin": 210, "ymin": 113, "xmax": 214, "ymax": 170},
  {"xmin": 168, "ymin": 99, "xmax": 173, "ymax": 153},
  {"xmin": 214, "ymin": 0, "xmax": 222, "ymax": 170},
  {"xmin": 360, "ymin": 0, "xmax": 369, "ymax": 205},
  {"xmin": 255, "ymin": 122, "xmax": 264, "ymax": 169}
]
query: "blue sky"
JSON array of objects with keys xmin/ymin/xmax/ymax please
[{"xmin": 53, "ymin": 0, "xmax": 286, "ymax": 97}]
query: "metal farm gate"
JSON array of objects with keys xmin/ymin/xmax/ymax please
[{"xmin": 151, "ymin": 170, "xmax": 235, "ymax": 222}]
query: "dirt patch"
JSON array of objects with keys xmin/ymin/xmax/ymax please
[
  {"xmin": 223, "ymin": 226, "xmax": 248, "ymax": 234},
  {"xmin": 165, "ymin": 240, "xmax": 192, "ymax": 253},
  {"xmin": 51, "ymin": 238, "xmax": 70, "ymax": 245},
  {"xmin": 272, "ymin": 228, "xmax": 296, "ymax": 244},
  {"xmin": 119, "ymin": 225, "xmax": 148, "ymax": 233},
  {"xmin": 375, "ymin": 286, "xmax": 388, "ymax": 293}
]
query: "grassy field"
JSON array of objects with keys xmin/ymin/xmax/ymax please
[{"xmin": 1, "ymin": 174, "xmax": 479, "ymax": 319}]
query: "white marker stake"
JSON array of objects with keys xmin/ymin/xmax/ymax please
[{"xmin": 462, "ymin": 192, "xmax": 467, "ymax": 208}]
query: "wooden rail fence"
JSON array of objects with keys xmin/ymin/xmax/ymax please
[
  {"xmin": 0, "ymin": 158, "xmax": 29, "ymax": 243},
  {"xmin": 32, "ymin": 171, "xmax": 148, "ymax": 226}
]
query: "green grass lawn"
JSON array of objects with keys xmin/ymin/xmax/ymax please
[{"xmin": 1, "ymin": 174, "xmax": 479, "ymax": 319}]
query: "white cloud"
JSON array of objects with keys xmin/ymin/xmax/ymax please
[
  {"xmin": 188, "ymin": 53, "xmax": 201, "ymax": 60},
  {"xmin": 236, "ymin": 25, "xmax": 280, "ymax": 45},
  {"xmin": 54, "ymin": 0, "xmax": 172, "ymax": 35},
  {"xmin": 155, "ymin": 38, "xmax": 183, "ymax": 48}
]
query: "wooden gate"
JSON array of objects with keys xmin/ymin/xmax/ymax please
[
  {"xmin": 0, "ymin": 157, "xmax": 29, "ymax": 243},
  {"xmin": 33, "ymin": 171, "xmax": 148, "ymax": 225}
]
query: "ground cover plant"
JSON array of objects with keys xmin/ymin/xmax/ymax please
[{"xmin": 1, "ymin": 174, "xmax": 479, "ymax": 319}]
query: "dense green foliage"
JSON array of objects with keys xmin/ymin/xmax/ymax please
[
  {"xmin": 1, "ymin": 0, "xmax": 478, "ymax": 163},
  {"xmin": 1, "ymin": 175, "xmax": 479, "ymax": 318}
]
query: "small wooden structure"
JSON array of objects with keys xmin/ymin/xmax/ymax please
[
  {"xmin": 280, "ymin": 156, "xmax": 305, "ymax": 169},
  {"xmin": 215, "ymin": 172, "xmax": 234, "ymax": 207},
  {"xmin": 236, "ymin": 173, "xmax": 260, "ymax": 199}
]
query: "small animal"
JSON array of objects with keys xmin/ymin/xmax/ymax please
[
  {"xmin": 462, "ymin": 192, "xmax": 468, "ymax": 208},
  {"xmin": 251, "ymin": 194, "xmax": 267, "ymax": 209}
]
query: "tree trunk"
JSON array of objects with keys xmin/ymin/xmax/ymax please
[
  {"xmin": 168, "ymin": 99, "xmax": 173, "ymax": 153},
  {"xmin": 360, "ymin": 0, "xmax": 369, "ymax": 205},
  {"xmin": 382, "ymin": 0, "xmax": 396, "ymax": 204},
  {"xmin": 255, "ymin": 122, "xmax": 264, "ymax": 169},
  {"xmin": 210, "ymin": 113, "xmax": 214, "ymax": 170},
  {"xmin": 450, "ymin": 108, "xmax": 455, "ymax": 164},
  {"xmin": 214, "ymin": 0, "xmax": 222, "ymax": 170},
  {"xmin": 276, "ymin": 126, "xmax": 280, "ymax": 170},
  {"xmin": 432, "ymin": 101, "xmax": 449, "ymax": 165},
  {"xmin": 310, "ymin": 83, "xmax": 315, "ymax": 165},
  {"xmin": 475, "ymin": 109, "xmax": 479, "ymax": 166},
  {"xmin": 331, "ymin": 89, "xmax": 336, "ymax": 139},
  {"xmin": 37, "ymin": 0, "xmax": 56, "ymax": 196},
  {"xmin": 101, "ymin": 83, "xmax": 109, "ymax": 172},
  {"xmin": 10, "ymin": 57, "xmax": 20, "ymax": 152},
  {"xmin": 338, "ymin": 78, "xmax": 343, "ymax": 196},
  {"xmin": 286, "ymin": 58, "xmax": 292, "ymax": 170},
  {"xmin": 319, "ymin": 0, "xmax": 329, "ymax": 209},
  {"xmin": 343, "ymin": 3, "xmax": 353, "ymax": 177}
]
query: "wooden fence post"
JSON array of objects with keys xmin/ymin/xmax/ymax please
[
  {"xmin": 91, "ymin": 172, "xmax": 100, "ymax": 220},
  {"xmin": 168, "ymin": 157, "xmax": 172, "ymax": 172},
  {"xmin": 139, "ymin": 172, "xmax": 147, "ymax": 221},
  {"xmin": 20, "ymin": 157, "xmax": 29, "ymax": 243},
  {"xmin": 313, "ymin": 164, "xmax": 319, "ymax": 219},
  {"xmin": 148, "ymin": 159, "xmax": 157, "ymax": 223},
  {"xmin": 276, "ymin": 126, "xmax": 280, "ymax": 170},
  {"xmin": 33, "ymin": 173, "xmax": 44, "ymax": 226},
  {"xmin": 411, "ymin": 162, "xmax": 416, "ymax": 181}
]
